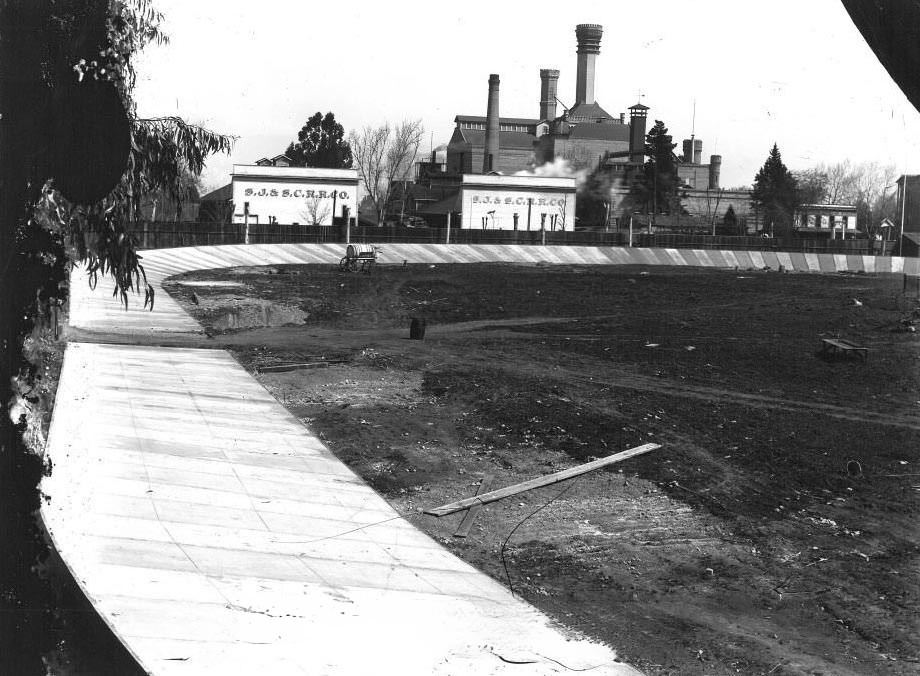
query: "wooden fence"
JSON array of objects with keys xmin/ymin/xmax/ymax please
[{"xmin": 134, "ymin": 221, "xmax": 897, "ymax": 257}]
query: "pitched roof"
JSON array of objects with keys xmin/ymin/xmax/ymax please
[
  {"xmin": 455, "ymin": 128, "xmax": 536, "ymax": 149},
  {"xmin": 200, "ymin": 183, "xmax": 232, "ymax": 202},
  {"xmin": 567, "ymin": 101, "xmax": 614, "ymax": 122},
  {"xmin": 568, "ymin": 122, "xmax": 631, "ymax": 142}
]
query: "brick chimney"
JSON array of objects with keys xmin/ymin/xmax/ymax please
[
  {"xmin": 483, "ymin": 74, "xmax": 500, "ymax": 173},
  {"xmin": 575, "ymin": 24, "xmax": 602, "ymax": 105},
  {"xmin": 629, "ymin": 102, "xmax": 649, "ymax": 165},
  {"xmin": 540, "ymin": 69, "xmax": 559, "ymax": 121}
]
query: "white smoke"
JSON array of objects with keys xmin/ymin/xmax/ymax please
[{"xmin": 514, "ymin": 157, "xmax": 588, "ymax": 189}]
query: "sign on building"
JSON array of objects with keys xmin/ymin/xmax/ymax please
[
  {"xmin": 460, "ymin": 174, "xmax": 577, "ymax": 231},
  {"xmin": 231, "ymin": 165, "xmax": 358, "ymax": 226}
]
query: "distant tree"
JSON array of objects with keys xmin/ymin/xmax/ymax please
[
  {"xmin": 793, "ymin": 160, "xmax": 897, "ymax": 233},
  {"xmin": 301, "ymin": 195, "xmax": 331, "ymax": 225},
  {"xmin": 140, "ymin": 164, "xmax": 204, "ymax": 221},
  {"xmin": 849, "ymin": 161, "xmax": 898, "ymax": 234},
  {"xmin": 627, "ymin": 120, "xmax": 680, "ymax": 218},
  {"xmin": 793, "ymin": 167, "xmax": 829, "ymax": 205},
  {"xmin": 349, "ymin": 119, "xmax": 423, "ymax": 225},
  {"xmin": 751, "ymin": 144, "xmax": 798, "ymax": 236},
  {"xmin": 721, "ymin": 204, "xmax": 739, "ymax": 235},
  {"xmin": 285, "ymin": 112, "xmax": 353, "ymax": 169}
]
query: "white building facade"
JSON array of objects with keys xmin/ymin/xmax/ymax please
[
  {"xmin": 231, "ymin": 165, "xmax": 358, "ymax": 226},
  {"xmin": 460, "ymin": 174, "xmax": 576, "ymax": 231},
  {"xmin": 793, "ymin": 204, "xmax": 858, "ymax": 239}
]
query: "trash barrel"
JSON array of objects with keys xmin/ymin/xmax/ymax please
[{"xmin": 410, "ymin": 317, "xmax": 426, "ymax": 340}]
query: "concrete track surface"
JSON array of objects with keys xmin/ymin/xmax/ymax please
[{"xmin": 43, "ymin": 243, "xmax": 914, "ymax": 675}]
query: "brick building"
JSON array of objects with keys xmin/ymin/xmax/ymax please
[{"xmin": 445, "ymin": 24, "xmax": 648, "ymax": 176}]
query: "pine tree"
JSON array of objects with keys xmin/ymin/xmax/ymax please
[
  {"xmin": 285, "ymin": 112, "xmax": 353, "ymax": 169},
  {"xmin": 721, "ymin": 204, "xmax": 738, "ymax": 235},
  {"xmin": 627, "ymin": 120, "xmax": 680, "ymax": 217},
  {"xmin": 751, "ymin": 144, "xmax": 798, "ymax": 236}
]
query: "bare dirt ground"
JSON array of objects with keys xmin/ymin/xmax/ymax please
[{"xmin": 164, "ymin": 262, "xmax": 920, "ymax": 676}]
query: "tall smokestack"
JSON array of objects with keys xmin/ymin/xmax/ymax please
[
  {"xmin": 483, "ymin": 74, "xmax": 500, "ymax": 173},
  {"xmin": 540, "ymin": 69, "xmax": 559, "ymax": 121},
  {"xmin": 575, "ymin": 24, "xmax": 602, "ymax": 105},
  {"xmin": 709, "ymin": 155, "xmax": 722, "ymax": 190}
]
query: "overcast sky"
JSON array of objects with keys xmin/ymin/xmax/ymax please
[{"xmin": 133, "ymin": 0, "xmax": 920, "ymax": 193}]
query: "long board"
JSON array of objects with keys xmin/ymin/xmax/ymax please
[{"xmin": 425, "ymin": 443, "xmax": 661, "ymax": 517}]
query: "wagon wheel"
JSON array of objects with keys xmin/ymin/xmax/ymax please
[{"xmin": 339, "ymin": 256, "xmax": 349, "ymax": 272}]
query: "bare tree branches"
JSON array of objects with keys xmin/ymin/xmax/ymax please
[
  {"xmin": 302, "ymin": 195, "xmax": 331, "ymax": 225},
  {"xmin": 349, "ymin": 119, "xmax": 423, "ymax": 224},
  {"xmin": 795, "ymin": 160, "xmax": 898, "ymax": 232}
]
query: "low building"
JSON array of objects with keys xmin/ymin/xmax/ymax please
[
  {"xmin": 793, "ymin": 204, "xmax": 857, "ymax": 239},
  {"xmin": 459, "ymin": 174, "xmax": 576, "ymax": 231},
  {"xmin": 217, "ymin": 164, "xmax": 359, "ymax": 225},
  {"xmin": 897, "ymin": 175, "xmax": 920, "ymax": 255}
]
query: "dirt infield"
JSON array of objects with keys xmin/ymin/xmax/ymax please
[{"xmin": 165, "ymin": 262, "xmax": 920, "ymax": 676}]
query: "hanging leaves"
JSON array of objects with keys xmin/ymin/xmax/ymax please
[{"xmin": 28, "ymin": 1, "xmax": 235, "ymax": 309}]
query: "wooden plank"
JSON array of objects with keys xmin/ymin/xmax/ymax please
[
  {"xmin": 425, "ymin": 443, "xmax": 661, "ymax": 517},
  {"xmin": 453, "ymin": 474, "xmax": 494, "ymax": 538},
  {"xmin": 257, "ymin": 360, "xmax": 347, "ymax": 374},
  {"xmin": 821, "ymin": 338, "xmax": 868, "ymax": 360}
]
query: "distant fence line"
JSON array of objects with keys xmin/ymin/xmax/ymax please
[{"xmin": 134, "ymin": 221, "xmax": 897, "ymax": 257}]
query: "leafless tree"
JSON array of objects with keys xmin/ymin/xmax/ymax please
[
  {"xmin": 798, "ymin": 160, "xmax": 897, "ymax": 233},
  {"xmin": 302, "ymin": 195, "xmax": 331, "ymax": 225},
  {"xmin": 823, "ymin": 160, "xmax": 856, "ymax": 204},
  {"xmin": 705, "ymin": 188, "xmax": 724, "ymax": 234},
  {"xmin": 349, "ymin": 119, "xmax": 424, "ymax": 225},
  {"xmin": 555, "ymin": 196, "xmax": 569, "ymax": 231}
]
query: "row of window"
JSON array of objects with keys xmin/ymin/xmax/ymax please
[
  {"xmin": 459, "ymin": 122, "xmax": 534, "ymax": 133},
  {"xmin": 794, "ymin": 213, "xmax": 857, "ymax": 229}
]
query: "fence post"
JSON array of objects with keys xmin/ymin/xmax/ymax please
[{"xmin": 244, "ymin": 202, "xmax": 250, "ymax": 245}]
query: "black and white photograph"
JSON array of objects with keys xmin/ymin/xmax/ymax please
[{"xmin": 1, "ymin": 1, "xmax": 919, "ymax": 674}]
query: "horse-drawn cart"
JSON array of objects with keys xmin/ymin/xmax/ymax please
[{"xmin": 339, "ymin": 244, "xmax": 381, "ymax": 273}]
